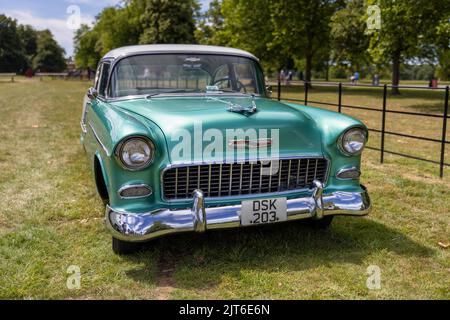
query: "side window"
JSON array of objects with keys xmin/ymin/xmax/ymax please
[{"xmin": 98, "ymin": 63, "xmax": 110, "ymax": 97}]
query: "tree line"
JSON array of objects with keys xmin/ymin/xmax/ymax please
[
  {"xmin": 74, "ymin": 0, "xmax": 449, "ymax": 93},
  {"xmin": 3, "ymin": 0, "xmax": 447, "ymax": 91},
  {"xmin": 74, "ymin": 0, "xmax": 199, "ymax": 70},
  {"xmin": 0, "ymin": 14, "xmax": 67, "ymax": 73},
  {"xmin": 199, "ymin": 0, "xmax": 450, "ymax": 93}
]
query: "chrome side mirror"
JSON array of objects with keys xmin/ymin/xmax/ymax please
[{"xmin": 87, "ymin": 87, "xmax": 98, "ymax": 100}]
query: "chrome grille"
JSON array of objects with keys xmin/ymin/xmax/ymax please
[{"xmin": 162, "ymin": 158, "xmax": 328, "ymax": 200}]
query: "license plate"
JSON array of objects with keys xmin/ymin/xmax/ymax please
[{"xmin": 240, "ymin": 197, "xmax": 287, "ymax": 226}]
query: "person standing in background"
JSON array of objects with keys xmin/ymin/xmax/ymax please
[
  {"xmin": 354, "ymin": 71, "xmax": 360, "ymax": 85},
  {"xmin": 280, "ymin": 69, "xmax": 286, "ymax": 83},
  {"xmin": 287, "ymin": 70, "xmax": 293, "ymax": 86}
]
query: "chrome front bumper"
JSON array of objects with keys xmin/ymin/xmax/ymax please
[{"xmin": 106, "ymin": 181, "xmax": 371, "ymax": 242}]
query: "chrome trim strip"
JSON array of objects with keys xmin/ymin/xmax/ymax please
[
  {"xmin": 229, "ymin": 163, "xmax": 233, "ymax": 196},
  {"xmin": 314, "ymin": 158, "xmax": 318, "ymax": 181},
  {"xmin": 175, "ymin": 167, "xmax": 178, "ymax": 199},
  {"xmin": 106, "ymin": 184, "xmax": 371, "ymax": 242},
  {"xmin": 259, "ymin": 162, "xmax": 263, "ymax": 193},
  {"xmin": 305, "ymin": 159, "xmax": 310, "ymax": 184},
  {"xmin": 239, "ymin": 163, "xmax": 243, "ymax": 194},
  {"xmin": 277, "ymin": 159, "xmax": 283, "ymax": 192},
  {"xmin": 198, "ymin": 166, "xmax": 201, "ymax": 194},
  {"xmin": 218, "ymin": 163, "xmax": 223, "ymax": 196},
  {"xmin": 160, "ymin": 156, "xmax": 331, "ymax": 203},
  {"xmin": 207, "ymin": 164, "xmax": 211, "ymax": 195},
  {"xmin": 268, "ymin": 161, "xmax": 273, "ymax": 191},
  {"xmin": 249, "ymin": 162, "xmax": 254, "ymax": 191},
  {"xmin": 118, "ymin": 184, "xmax": 153, "ymax": 199},
  {"xmin": 80, "ymin": 121, "xmax": 87, "ymax": 134},
  {"xmin": 287, "ymin": 159, "xmax": 292, "ymax": 189},
  {"xmin": 88, "ymin": 122, "xmax": 110, "ymax": 156},
  {"xmin": 186, "ymin": 166, "xmax": 190, "ymax": 196}
]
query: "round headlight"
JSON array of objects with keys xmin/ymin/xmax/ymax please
[
  {"xmin": 339, "ymin": 128, "xmax": 367, "ymax": 156},
  {"xmin": 117, "ymin": 137, "xmax": 154, "ymax": 170}
]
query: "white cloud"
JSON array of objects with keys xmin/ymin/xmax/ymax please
[
  {"xmin": 199, "ymin": 0, "xmax": 212, "ymax": 11},
  {"xmin": 64, "ymin": 0, "xmax": 122, "ymax": 7},
  {"xmin": 5, "ymin": 9, "xmax": 95, "ymax": 57}
]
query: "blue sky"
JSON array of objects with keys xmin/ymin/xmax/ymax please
[{"xmin": 0, "ymin": 0, "xmax": 212, "ymax": 57}]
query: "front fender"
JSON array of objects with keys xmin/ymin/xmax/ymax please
[
  {"xmin": 86, "ymin": 100, "xmax": 170, "ymax": 212},
  {"xmin": 285, "ymin": 103, "xmax": 369, "ymax": 193}
]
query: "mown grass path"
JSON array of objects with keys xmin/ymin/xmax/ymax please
[{"xmin": 0, "ymin": 79, "xmax": 448, "ymax": 299}]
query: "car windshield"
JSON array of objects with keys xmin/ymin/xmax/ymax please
[{"xmin": 109, "ymin": 54, "xmax": 264, "ymax": 98}]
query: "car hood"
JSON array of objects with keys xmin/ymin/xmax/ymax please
[{"xmin": 111, "ymin": 96, "xmax": 323, "ymax": 163}]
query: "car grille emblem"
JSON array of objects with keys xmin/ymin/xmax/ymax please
[{"xmin": 228, "ymin": 138, "xmax": 272, "ymax": 149}]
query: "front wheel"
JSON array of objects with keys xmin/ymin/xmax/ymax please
[
  {"xmin": 112, "ymin": 237, "xmax": 143, "ymax": 255},
  {"xmin": 306, "ymin": 216, "xmax": 334, "ymax": 229}
]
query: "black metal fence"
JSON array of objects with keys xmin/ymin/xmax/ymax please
[{"xmin": 275, "ymin": 81, "xmax": 450, "ymax": 178}]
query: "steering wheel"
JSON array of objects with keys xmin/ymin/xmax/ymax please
[{"xmin": 212, "ymin": 77, "xmax": 247, "ymax": 93}]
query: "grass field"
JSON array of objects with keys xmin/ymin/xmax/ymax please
[{"xmin": 0, "ymin": 78, "xmax": 449, "ymax": 299}]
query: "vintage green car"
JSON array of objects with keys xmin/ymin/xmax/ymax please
[{"xmin": 81, "ymin": 45, "xmax": 371, "ymax": 254}]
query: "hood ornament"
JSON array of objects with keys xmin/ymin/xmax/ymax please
[
  {"xmin": 207, "ymin": 95, "xmax": 257, "ymax": 116},
  {"xmin": 227, "ymin": 94, "xmax": 257, "ymax": 116}
]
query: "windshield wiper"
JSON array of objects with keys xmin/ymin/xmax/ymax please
[
  {"xmin": 212, "ymin": 90, "xmax": 258, "ymax": 97},
  {"xmin": 145, "ymin": 89, "xmax": 193, "ymax": 99}
]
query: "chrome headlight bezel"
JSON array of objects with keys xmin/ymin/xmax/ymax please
[
  {"xmin": 338, "ymin": 127, "xmax": 367, "ymax": 156},
  {"xmin": 115, "ymin": 136, "xmax": 155, "ymax": 171}
]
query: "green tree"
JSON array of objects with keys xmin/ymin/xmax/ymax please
[
  {"xmin": 330, "ymin": 0, "xmax": 370, "ymax": 72},
  {"xmin": 271, "ymin": 0, "xmax": 342, "ymax": 84},
  {"xmin": 74, "ymin": 2, "xmax": 144, "ymax": 69},
  {"xmin": 74, "ymin": 24, "xmax": 101, "ymax": 70},
  {"xmin": 211, "ymin": 0, "xmax": 280, "ymax": 69},
  {"xmin": 17, "ymin": 25, "xmax": 38, "ymax": 59},
  {"xmin": 139, "ymin": 0, "xmax": 199, "ymax": 44},
  {"xmin": 366, "ymin": 0, "xmax": 439, "ymax": 93},
  {"xmin": 195, "ymin": 0, "xmax": 224, "ymax": 45},
  {"xmin": 0, "ymin": 14, "xmax": 28, "ymax": 72},
  {"xmin": 95, "ymin": 5, "xmax": 142, "ymax": 55},
  {"xmin": 32, "ymin": 30, "xmax": 66, "ymax": 72},
  {"xmin": 73, "ymin": 0, "xmax": 200, "ymax": 69},
  {"xmin": 431, "ymin": 4, "xmax": 450, "ymax": 80}
]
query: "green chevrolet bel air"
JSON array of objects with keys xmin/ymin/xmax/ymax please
[{"xmin": 80, "ymin": 44, "xmax": 371, "ymax": 254}]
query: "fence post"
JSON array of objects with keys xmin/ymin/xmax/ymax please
[
  {"xmin": 439, "ymin": 86, "xmax": 449, "ymax": 178},
  {"xmin": 338, "ymin": 82, "xmax": 342, "ymax": 113},
  {"xmin": 304, "ymin": 82, "xmax": 309, "ymax": 105},
  {"xmin": 380, "ymin": 84, "xmax": 388, "ymax": 163},
  {"xmin": 277, "ymin": 75, "xmax": 281, "ymax": 101}
]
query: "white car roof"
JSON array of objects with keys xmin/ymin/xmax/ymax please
[{"xmin": 103, "ymin": 44, "xmax": 258, "ymax": 61}]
